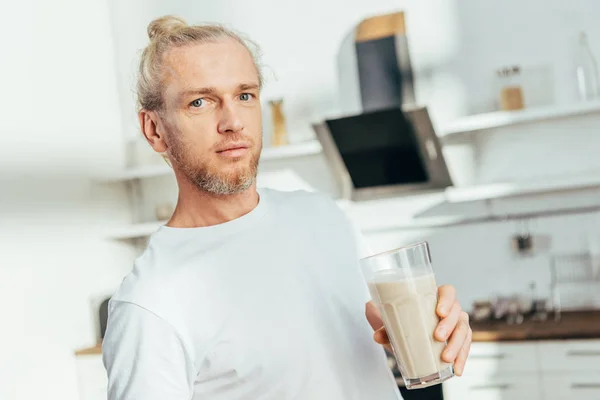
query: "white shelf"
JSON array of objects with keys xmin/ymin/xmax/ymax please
[
  {"xmin": 445, "ymin": 172, "xmax": 600, "ymax": 203},
  {"xmin": 98, "ymin": 140, "xmax": 322, "ymax": 183},
  {"xmin": 104, "ymin": 173, "xmax": 600, "ymax": 240},
  {"xmin": 438, "ymin": 101, "xmax": 600, "ymax": 137},
  {"xmin": 261, "ymin": 140, "xmax": 322, "ymax": 159},
  {"xmin": 100, "ymin": 163, "xmax": 172, "ymax": 182},
  {"xmin": 101, "ymin": 103, "xmax": 600, "ymax": 182}
]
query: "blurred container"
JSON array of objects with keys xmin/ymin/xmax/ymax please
[
  {"xmin": 550, "ymin": 252, "xmax": 600, "ymax": 313},
  {"xmin": 551, "ymin": 253, "xmax": 594, "ymax": 282},
  {"xmin": 269, "ymin": 99, "xmax": 289, "ymax": 147},
  {"xmin": 496, "ymin": 65, "xmax": 524, "ymax": 111},
  {"xmin": 576, "ymin": 31, "xmax": 600, "ymax": 101},
  {"xmin": 586, "ymin": 231, "xmax": 600, "ymax": 280},
  {"xmin": 471, "ymin": 300, "xmax": 493, "ymax": 321}
]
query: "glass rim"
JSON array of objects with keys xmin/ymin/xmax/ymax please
[{"xmin": 360, "ymin": 241, "xmax": 429, "ymax": 262}]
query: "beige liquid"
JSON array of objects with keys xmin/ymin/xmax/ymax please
[{"xmin": 368, "ymin": 273, "xmax": 451, "ymax": 379}]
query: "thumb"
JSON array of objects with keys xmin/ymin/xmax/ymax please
[
  {"xmin": 374, "ymin": 327, "xmax": 393, "ymax": 352},
  {"xmin": 373, "ymin": 327, "xmax": 389, "ymax": 345},
  {"xmin": 366, "ymin": 301, "xmax": 384, "ymax": 331}
]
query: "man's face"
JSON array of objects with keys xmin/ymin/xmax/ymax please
[{"xmin": 159, "ymin": 39, "xmax": 262, "ymax": 195}]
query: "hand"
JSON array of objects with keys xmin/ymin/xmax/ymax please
[{"xmin": 365, "ymin": 284, "xmax": 472, "ymax": 376}]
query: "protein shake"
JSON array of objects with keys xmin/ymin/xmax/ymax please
[{"xmin": 361, "ymin": 242, "xmax": 454, "ymax": 389}]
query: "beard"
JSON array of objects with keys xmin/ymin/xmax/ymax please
[{"xmin": 167, "ymin": 131, "xmax": 261, "ymax": 196}]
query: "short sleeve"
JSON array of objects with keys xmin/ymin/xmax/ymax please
[{"xmin": 102, "ymin": 300, "xmax": 194, "ymax": 400}]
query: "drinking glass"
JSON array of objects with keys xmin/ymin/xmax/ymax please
[{"xmin": 361, "ymin": 241, "xmax": 454, "ymax": 389}]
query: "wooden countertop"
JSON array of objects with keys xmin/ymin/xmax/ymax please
[
  {"xmin": 75, "ymin": 342, "xmax": 102, "ymax": 356},
  {"xmin": 471, "ymin": 310, "xmax": 600, "ymax": 342}
]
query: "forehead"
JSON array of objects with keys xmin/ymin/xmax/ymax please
[{"xmin": 163, "ymin": 39, "xmax": 259, "ymax": 93}]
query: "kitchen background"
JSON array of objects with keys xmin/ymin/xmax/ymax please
[{"xmin": 2, "ymin": 0, "xmax": 600, "ymax": 399}]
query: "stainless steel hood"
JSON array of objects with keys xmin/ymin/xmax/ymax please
[{"xmin": 313, "ymin": 106, "xmax": 453, "ymax": 201}]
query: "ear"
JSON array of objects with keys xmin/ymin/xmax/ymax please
[{"xmin": 139, "ymin": 109, "xmax": 168, "ymax": 153}]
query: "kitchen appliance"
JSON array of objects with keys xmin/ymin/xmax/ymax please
[
  {"xmin": 313, "ymin": 106, "xmax": 453, "ymax": 201},
  {"xmin": 337, "ymin": 11, "xmax": 416, "ymax": 115}
]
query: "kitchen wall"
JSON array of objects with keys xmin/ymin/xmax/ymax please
[
  {"xmin": 108, "ymin": 0, "xmax": 600, "ymax": 139},
  {"xmin": 0, "ymin": 1, "xmax": 134, "ymax": 399},
  {"xmin": 106, "ymin": 0, "xmax": 600, "ymax": 199},
  {"xmin": 363, "ymin": 199, "xmax": 600, "ymax": 310},
  {"xmin": 107, "ymin": 0, "xmax": 600, "ymax": 307}
]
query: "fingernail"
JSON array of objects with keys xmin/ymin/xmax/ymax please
[{"xmin": 437, "ymin": 327, "xmax": 447, "ymax": 339}]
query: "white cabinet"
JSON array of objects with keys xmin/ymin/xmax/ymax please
[
  {"xmin": 537, "ymin": 340, "xmax": 600, "ymax": 400},
  {"xmin": 540, "ymin": 373, "xmax": 600, "ymax": 400},
  {"xmin": 443, "ymin": 342, "xmax": 539, "ymax": 400},
  {"xmin": 444, "ymin": 340, "xmax": 600, "ymax": 400},
  {"xmin": 443, "ymin": 374, "xmax": 541, "ymax": 400},
  {"xmin": 539, "ymin": 339, "xmax": 600, "ymax": 372},
  {"xmin": 74, "ymin": 340, "xmax": 600, "ymax": 399},
  {"xmin": 462, "ymin": 342, "xmax": 537, "ymax": 375}
]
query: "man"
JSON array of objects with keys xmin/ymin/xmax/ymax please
[{"xmin": 103, "ymin": 15, "xmax": 472, "ymax": 399}]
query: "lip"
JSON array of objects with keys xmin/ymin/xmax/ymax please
[{"xmin": 216, "ymin": 142, "xmax": 251, "ymax": 158}]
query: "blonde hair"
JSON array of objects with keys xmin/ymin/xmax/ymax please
[{"xmin": 137, "ymin": 15, "xmax": 263, "ymax": 111}]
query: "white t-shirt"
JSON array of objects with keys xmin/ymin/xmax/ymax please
[{"xmin": 102, "ymin": 189, "xmax": 401, "ymax": 399}]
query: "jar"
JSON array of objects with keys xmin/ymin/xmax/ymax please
[{"xmin": 496, "ymin": 65, "xmax": 525, "ymax": 111}]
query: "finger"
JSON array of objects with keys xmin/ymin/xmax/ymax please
[
  {"xmin": 442, "ymin": 313, "xmax": 470, "ymax": 363},
  {"xmin": 453, "ymin": 325, "xmax": 472, "ymax": 376},
  {"xmin": 436, "ymin": 285, "xmax": 457, "ymax": 318},
  {"xmin": 365, "ymin": 301, "xmax": 384, "ymax": 331},
  {"xmin": 373, "ymin": 327, "xmax": 390, "ymax": 345},
  {"xmin": 435, "ymin": 301, "xmax": 461, "ymax": 342},
  {"xmin": 373, "ymin": 327, "xmax": 393, "ymax": 352}
]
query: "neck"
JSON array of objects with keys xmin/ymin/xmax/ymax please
[{"xmin": 167, "ymin": 173, "xmax": 260, "ymax": 228}]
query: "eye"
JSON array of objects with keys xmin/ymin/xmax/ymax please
[
  {"xmin": 190, "ymin": 98, "xmax": 204, "ymax": 108},
  {"xmin": 239, "ymin": 93, "xmax": 253, "ymax": 101}
]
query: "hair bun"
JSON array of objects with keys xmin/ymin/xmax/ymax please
[{"xmin": 147, "ymin": 15, "xmax": 187, "ymax": 40}]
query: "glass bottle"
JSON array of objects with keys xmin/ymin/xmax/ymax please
[{"xmin": 576, "ymin": 31, "xmax": 600, "ymax": 101}]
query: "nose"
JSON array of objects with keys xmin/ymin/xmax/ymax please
[{"xmin": 217, "ymin": 100, "xmax": 244, "ymax": 134}]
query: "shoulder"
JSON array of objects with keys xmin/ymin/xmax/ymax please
[
  {"xmin": 263, "ymin": 188, "xmax": 346, "ymax": 217},
  {"xmin": 110, "ymin": 240, "xmax": 171, "ymax": 312},
  {"xmin": 264, "ymin": 188, "xmax": 359, "ymax": 241}
]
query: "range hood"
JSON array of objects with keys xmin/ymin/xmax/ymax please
[{"xmin": 313, "ymin": 106, "xmax": 453, "ymax": 201}]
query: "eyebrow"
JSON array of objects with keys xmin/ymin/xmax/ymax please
[
  {"xmin": 178, "ymin": 83, "xmax": 260, "ymax": 100},
  {"xmin": 238, "ymin": 83, "xmax": 260, "ymax": 91}
]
